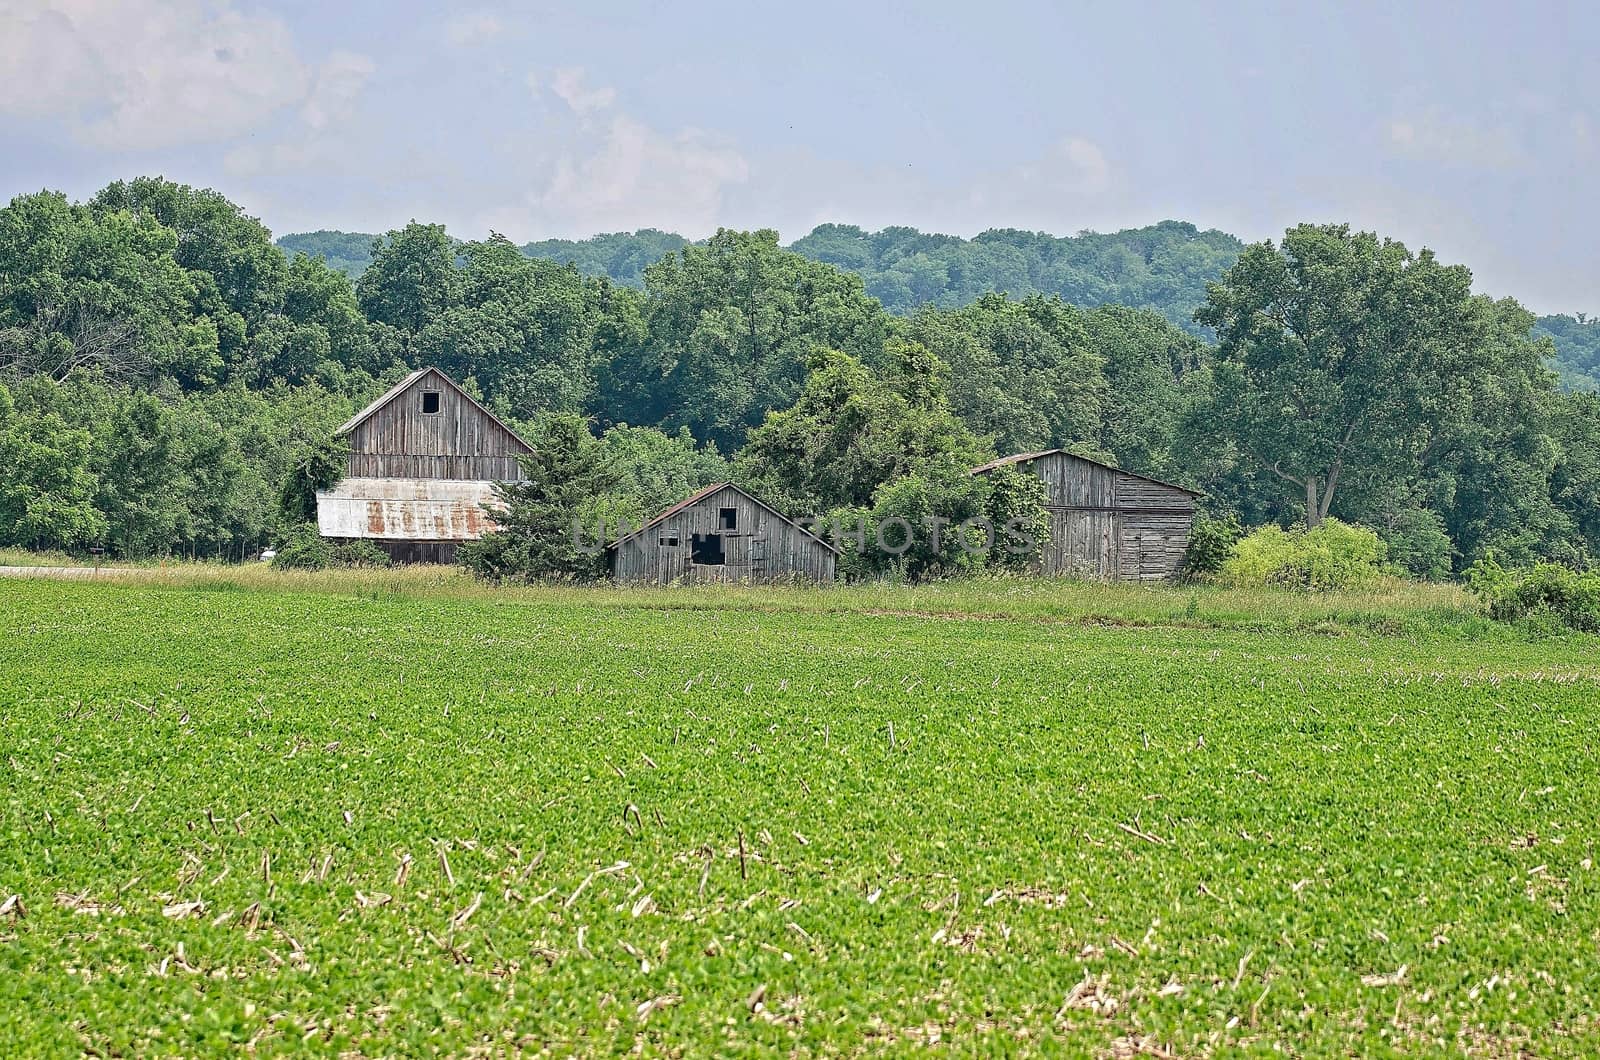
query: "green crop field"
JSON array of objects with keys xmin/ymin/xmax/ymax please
[{"xmin": 3, "ymin": 572, "xmax": 1598, "ymax": 1056}]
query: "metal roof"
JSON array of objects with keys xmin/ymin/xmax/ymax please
[
  {"xmin": 609, "ymin": 482, "xmax": 840, "ymax": 554},
  {"xmin": 971, "ymin": 448, "xmax": 1203, "ymax": 496},
  {"xmin": 337, "ymin": 367, "xmax": 535, "ymax": 453},
  {"xmin": 316, "ymin": 477, "xmax": 503, "ymax": 541}
]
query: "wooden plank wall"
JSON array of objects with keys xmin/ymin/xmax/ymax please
[
  {"xmin": 1046, "ymin": 509, "xmax": 1118, "ymax": 578},
  {"xmin": 1022, "ymin": 452, "xmax": 1195, "ymax": 581},
  {"xmin": 346, "ymin": 454, "xmax": 526, "ymax": 480},
  {"xmin": 611, "ymin": 486, "xmax": 835, "ymax": 584},
  {"xmin": 347, "ymin": 371, "xmax": 529, "ymax": 482},
  {"xmin": 1033, "ymin": 454, "xmax": 1118, "ymax": 509}
]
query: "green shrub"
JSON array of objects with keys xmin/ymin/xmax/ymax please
[
  {"xmin": 332, "ymin": 537, "xmax": 393, "ymax": 569},
  {"xmin": 1220, "ymin": 519, "xmax": 1389, "ymax": 591},
  {"xmin": 1379, "ymin": 508, "xmax": 1454, "ymax": 581},
  {"xmin": 1467, "ymin": 554, "xmax": 1600, "ymax": 632},
  {"xmin": 270, "ymin": 524, "xmax": 334, "ymax": 570},
  {"xmin": 1184, "ymin": 513, "xmax": 1242, "ymax": 575},
  {"xmin": 271, "ymin": 524, "xmax": 393, "ymax": 571}
]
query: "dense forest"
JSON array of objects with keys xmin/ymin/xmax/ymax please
[
  {"xmin": 1533, "ymin": 314, "xmax": 1600, "ymax": 391},
  {"xmin": 278, "ymin": 224, "xmax": 1600, "ymax": 389},
  {"xmin": 2, "ymin": 176, "xmax": 1597, "ymax": 576}
]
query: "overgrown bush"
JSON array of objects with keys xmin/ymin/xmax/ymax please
[
  {"xmin": 270, "ymin": 523, "xmax": 392, "ymax": 571},
  {"xmin": 825, "ymin": 459, "xmax": 1048, "ymax": 581},
  {"xmin": 1219, "ymin": 519, "xmax": 1388, "ymax": 590},
  {"xmin": 1183, "ymin": 513, "xmax": 1242, "ymax": 575},
  {"xmin": 333, "ymin": 538, "xmax": 394, "ymax": 569},
  {"xmin": 1466, "ymin": 554, "xmax": 1600, "ymax": 632},
  {"xmin": 1379, "ymin": 507, "xmax": 1454, "ymax": 581},
  {"xmin": 270, "ymin": 524, "xmax": 333, "ymax": 570}
]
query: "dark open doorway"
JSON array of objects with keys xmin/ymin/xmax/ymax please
[{"xmin": 690, "ymin": 533, "xmax": 725, "ymax": 565}]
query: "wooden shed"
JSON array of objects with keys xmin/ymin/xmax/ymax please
[
  {"xmin": 973, "ymin": 449, "xmax": 1199, "ymax": 581},
  {"xmin": 315, "ymin": 367, "xmax": 533, "ymax": 564},
  {"xmin": 610, "ymin": 482, "xmax": 837, "ymax": 585}
]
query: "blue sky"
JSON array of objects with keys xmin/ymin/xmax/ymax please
[{"xmin": 1, "ymin": 0, "xmax": 1595, "ymax": 312}]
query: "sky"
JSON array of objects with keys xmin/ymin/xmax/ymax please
[{"xmin": 0, "ymin": 0, "xmax": 1595, "ymax": 313}]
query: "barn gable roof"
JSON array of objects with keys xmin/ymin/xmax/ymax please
[
  {"xmin": 610, "ymin": 482, "xmax": 840, "ymax": 554},
  {"xmin": 337, "ymin": 367, "xmax": 535, "ymax": 453},
  {"xmin": 971, "ymin": 448, "xmax": 1202, "ymax": 496}
]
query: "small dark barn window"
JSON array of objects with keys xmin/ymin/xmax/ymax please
[
  {"xmin": 718, "ymin": 506, "xmax": 738, "ymax": 530},
  {"xmin": 691, "ymin": 533, "xmax": 725, "ymax": 565},
  {"xmin": 421, "ymin": 391, "xmax": 441, "ymax": 414},
  {"xmin": 659, "ymin": 532, "xmax": 679, "ymax": 547}
]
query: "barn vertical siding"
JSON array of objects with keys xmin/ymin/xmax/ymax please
[
  {"xmin": 345, "ymin": 370, "xmax": 529, "ymax": 482},
  {"xmin": 611, "ymin": 485, "xmax": 836, "ymax": 585},
  {"xmin": 998, "ymin": 452, "xmax": 1196, "ymax": 582},
  {"xmin": 317, "ymin": 368, "xmax": 535, "ymax": 563}
]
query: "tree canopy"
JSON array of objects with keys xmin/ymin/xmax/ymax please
[{"xmin": 1, "ymin": 177, "xmax": 1596, "ymax": 575}]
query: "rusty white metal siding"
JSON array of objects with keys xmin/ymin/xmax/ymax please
[
  {"xmin": 315, "ymin": 478, "xmax": 502, "ymax": 541},
  {"xmin": 319, "ymin": 368, "xmax": 532, "ymax": 563}
]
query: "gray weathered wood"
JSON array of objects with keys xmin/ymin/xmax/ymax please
[
  {"xmin": 317, "ymin": 367, "xmax": 534, "ymax": 564},
  {"xmin": 610, "ymin": 484, "xmax": 836, "ymax": 585},
  {"xmin": 977, "ymin": 450, "xmax": 1197, "ymax": 582},
  {"xmin": 343, "ymin": 369, "xmax": 531, "ymax": 481}
]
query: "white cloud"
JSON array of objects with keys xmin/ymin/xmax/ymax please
[
  {"xmin": 1572, "ymin": 111, "xmax": 1595, "ymax": 155},
  {"xmin": 1007, "ymin": 136, "xmax": 1112, "ymax": 197},
  {"xmin": 481, "ymin": 67, "xmax": 749, "ymax": 237},
  {"xmin": 548, "ymin": 66, "xmax": 617, "ymax": 116},
  {"xmin": 0, "ymin": 0, "xmax": 369, "ymax": 151},
  {"xmin": 945, "ymin": 135, "xmax": 1122, "ymax": 234},
  {"xmin": 444, "ymin": 11, "xmax": 502, "ymax": 48},
  {"xmin": 532, "ymin": 114, "xmax": 749, "ymax": 235},
  {"xmin": 301, "ymin": 51, "xmax": 377, "ymax": 131},
  {"xmin": 1386, "ymin": 109, "xmax": 1524, "ymax": 170}
]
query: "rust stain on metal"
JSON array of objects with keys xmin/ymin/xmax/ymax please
[{"xmin": 316, "ymin": 478, "xmax": 504, "ymax": 542}]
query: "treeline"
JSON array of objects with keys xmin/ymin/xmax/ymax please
[
  {"xmin": 2, "ymin": 177, "xmax": 1598, "ymax": 575},
  {"xmin": 279, "ymin": 223, "xmax": 1600, "ymax": 389},
  {"xmin": 1534, "ymin": 314, "xmax": 1600, "ymax": 391},
  {"xmin": 276, "ymin": 221, "xmax": 1241, "ymax": 334}
]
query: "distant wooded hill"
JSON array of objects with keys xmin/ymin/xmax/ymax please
[{"xmin": 275, "ymin": 224, "xmax": 1599, "ymax": 389}]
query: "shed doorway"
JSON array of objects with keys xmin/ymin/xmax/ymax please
[{"xmin": 691, "ymin": 533, "xmax": 725, "ymax": 566}]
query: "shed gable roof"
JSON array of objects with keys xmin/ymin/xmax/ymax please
[
  {"xmin": 610, "ymin": 482, "xmax": 840, "ymax": 554},
  {"xmin": 337, "ymin": 367, "xmax": 535, "ymax": 453},
  {"xmin": 971, "ymin": 448, "xmax": 1202, "ymax": 496}
]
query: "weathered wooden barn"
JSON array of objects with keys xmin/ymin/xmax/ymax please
[
  {"xmin": 316, "ymin": 367, "xmax": 533, "ymax": 564},
  {"xmin": 610, "ymin": 482, "xmax": 837, "ymax": 584},
  {"xmin": 973, "ymin": 449, "xmax": 1199, "ymax": 581}
]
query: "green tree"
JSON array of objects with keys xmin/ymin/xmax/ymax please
[
  {"xmin": 275, "ymin": 230, "xmax": 380, "ymax": 278},
  {"xmin": 523, "ymin": 229, "xmax": 690, "ymax": 287},
  {"xmin": 1193, "ymin": 224, "xmax": 1549, "ymax": 529},
  {"xmin": 458, "ymin": 415, "xmax": 621, "ymax": 582},
  {"xmin": 736, "ymin": 342, "xmax": 989, "ymax": 516},
  {"xmin": 91, "ymin": 177, "xmax": 287, "ymax": 364},
  {"xmin": 277, "ymin": 435, "xmax": 349, "ymax": 526},
  {"xmin": 907, "ymin": 294, "xmax": 1105, "ymax": 456},
  {"xmin": 596, "ymin": 424, "xmax": 729, "ymax": 518},
  {"xmin": 0, "ymin": 190, "xmax": 209, "ymax": 385},
  {"xmin": 1535, "ymin": 313, "xmax": 1600, "ymax": 392},
  {"xmin": 852, "ymin": 456, "xmax": 993, "ymax": 580},
  {"xmin": 0, "ymin": 382, "xmax": 105, "ymax": 550},
  {"xmin": 356, "ymin": 222, "xmax": 461, "ymax": 338},
  {"xmin": 1549, "ymin": 390, "xmax": 1600, "ymax": 561},
  {"xmin": 601, "ymin": 229, "xmax": 891, "ymax": 449},
  {"xmin": 1083, "ymin": 304, "xmax": 1205, "ymax": 478}
]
